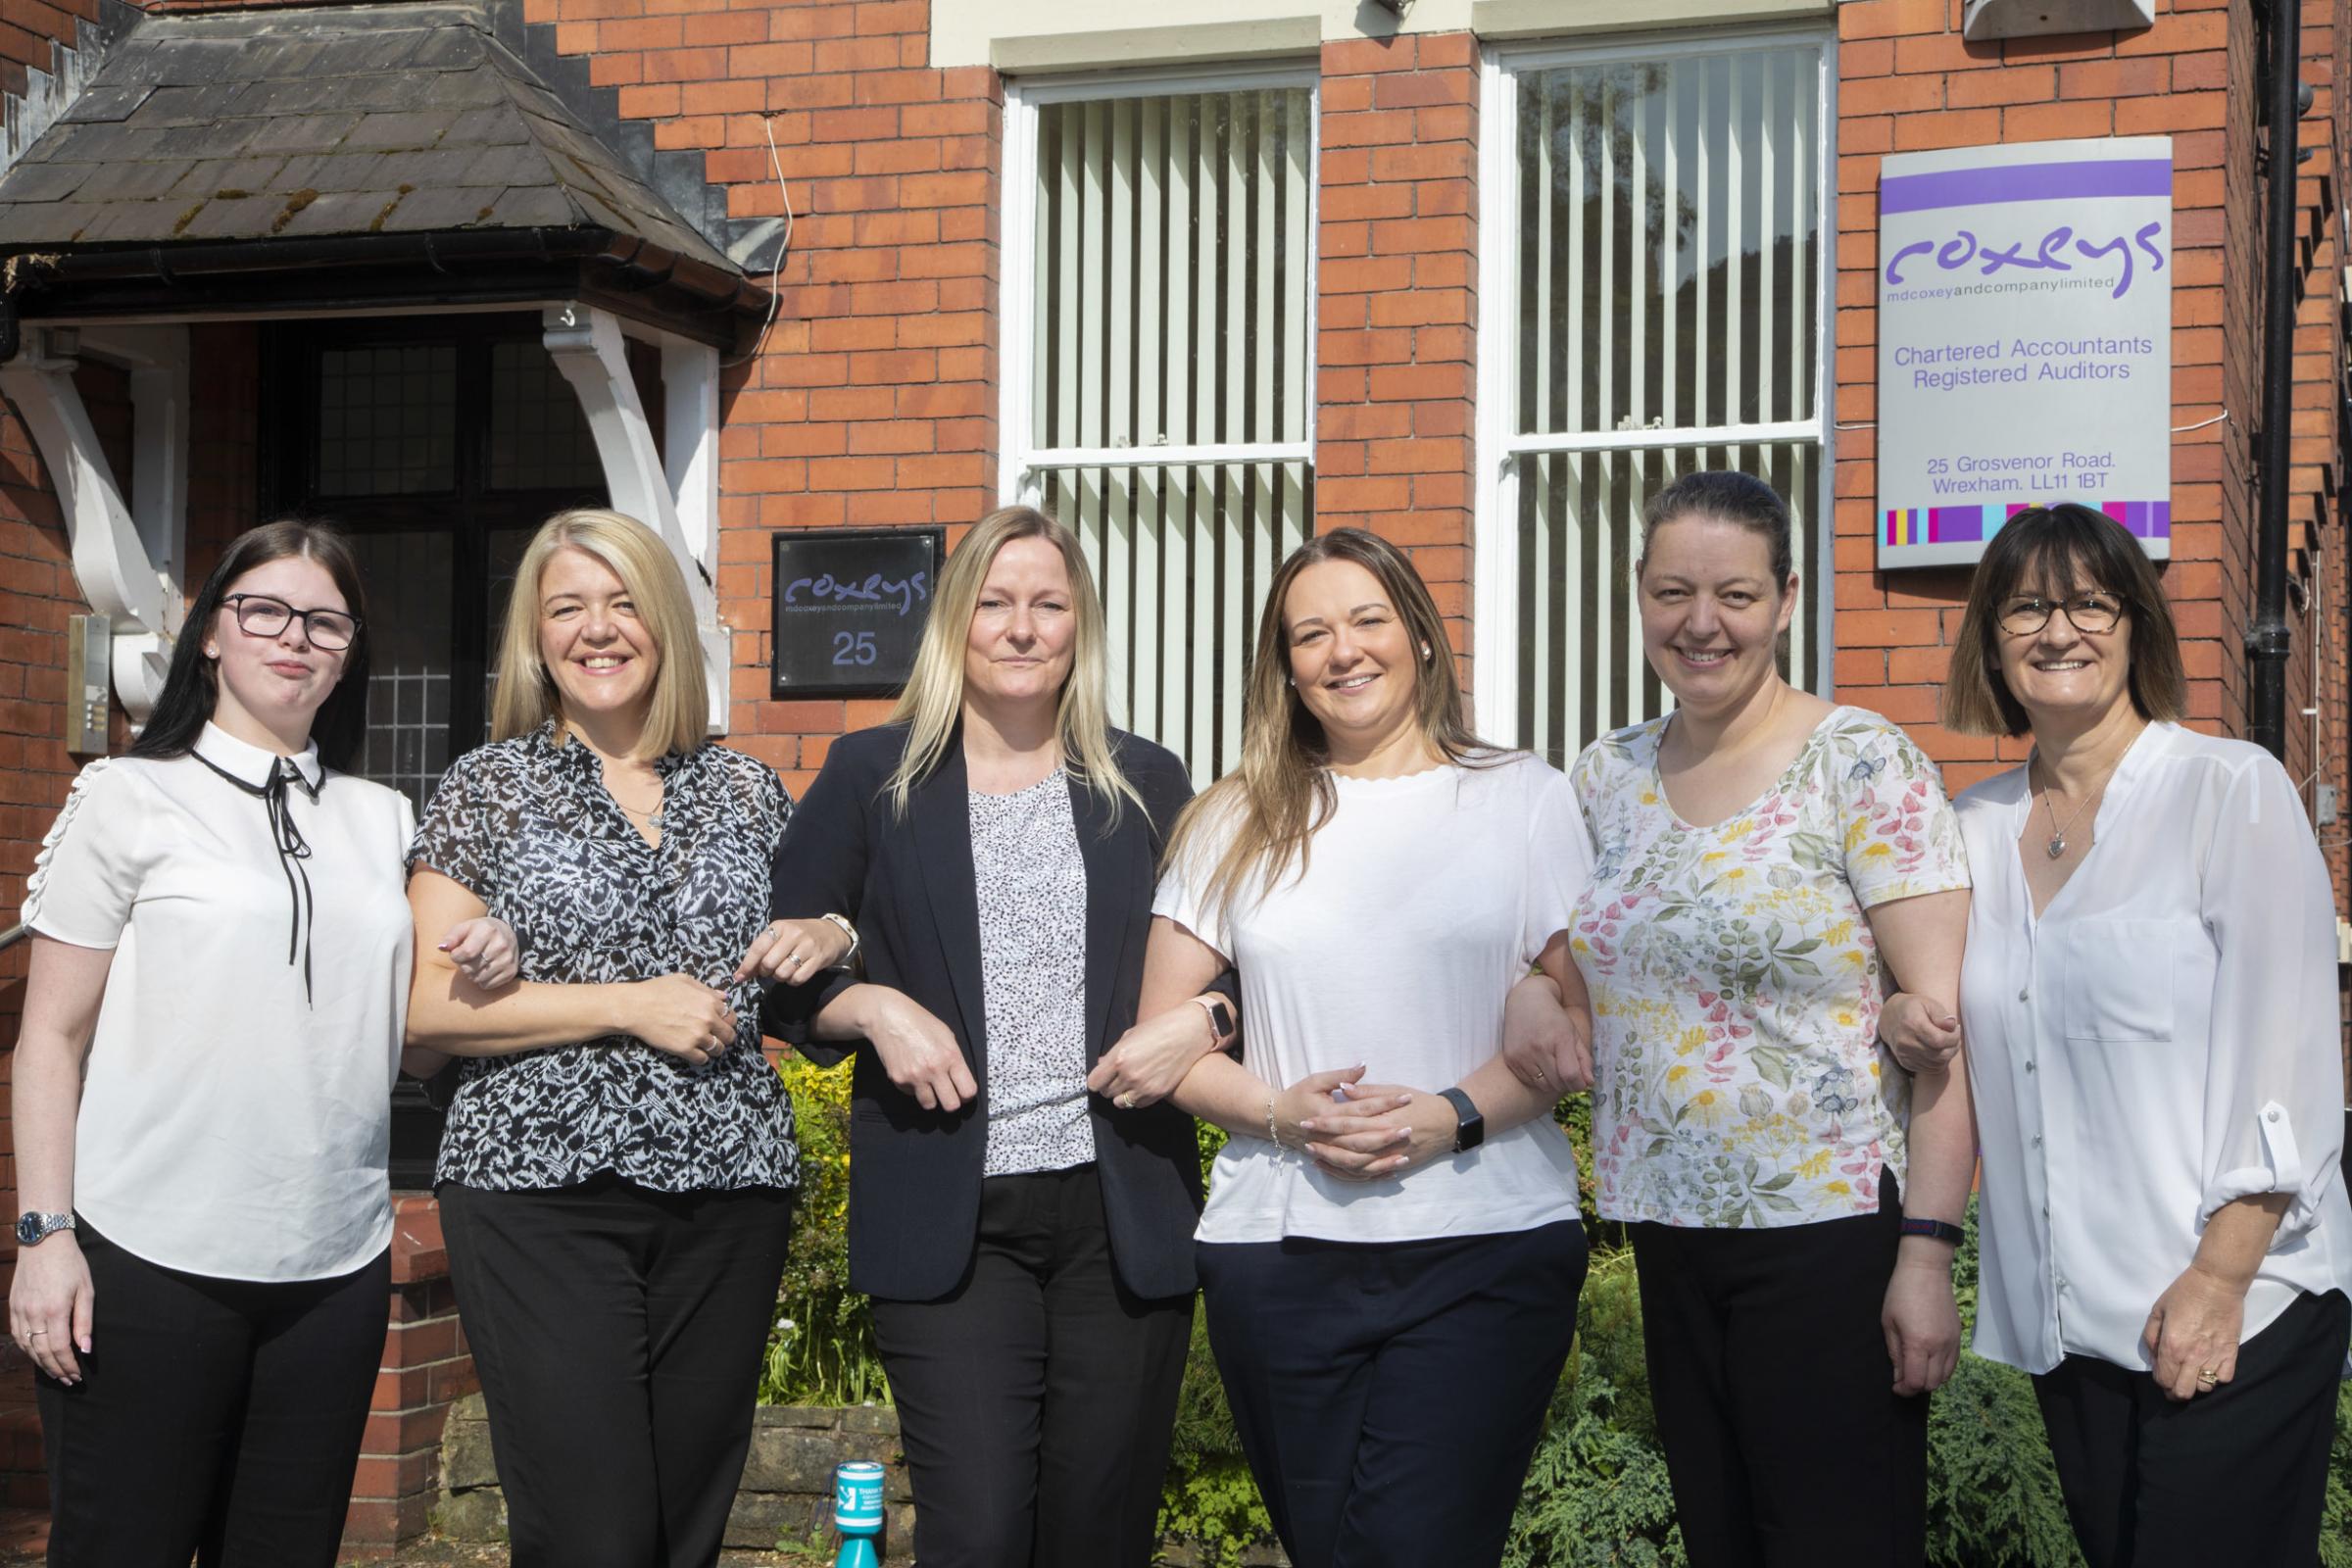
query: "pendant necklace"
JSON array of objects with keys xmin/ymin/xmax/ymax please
[{"xmin": 2032, "ymin": 751, "xmax": 2120, "ymax": 860}]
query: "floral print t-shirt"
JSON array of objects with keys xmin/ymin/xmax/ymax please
[{"xmin": 1569, "ymin": 706, "xmax": 1968, "ymax": 1229}]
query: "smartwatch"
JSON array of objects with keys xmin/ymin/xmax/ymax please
[
  {"xmin": 1196, "ymin": 996, "xmax": 1236, "ymax": 1048},
  {"xmin": 1897, "ymin": 1216, "xmax": 1965, "ymax": 1247},
  {"xmin": 15, "ymin": 1212, "xmax": 74, "ymax": 1248},
  {"xmin": 1436, "ymin": 1087, "xmax": 1485, "ymax": 1152}
]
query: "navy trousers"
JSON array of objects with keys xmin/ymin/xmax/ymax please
[{"xmin": 1197, "ymin": 1218, "xmax": 1588, "ymax": 1568}]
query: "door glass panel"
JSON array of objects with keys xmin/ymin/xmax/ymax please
[
  {"xmin": 488, "ymin": 341, "xmax": 604, "ymax": 493},
  {"xmin": 317, "ymin": 344, "xmax": 458, "ymax": 496},
  {"xmin": 348, "ymin": 530, "xmax": 455, "ymax": 813}
]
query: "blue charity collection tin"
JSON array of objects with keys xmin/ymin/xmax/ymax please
[{"xmin": 834, "ymin": 1461, "xmax": 886, "ymax": 1534}]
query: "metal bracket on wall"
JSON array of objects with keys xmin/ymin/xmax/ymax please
[
  {"xmin": 0, "ymin": 323, "xmax": 189, "ymax": 732},
  {"xmin": 541, "ymin": 302, "xmax": 732, "ymax": 736}
]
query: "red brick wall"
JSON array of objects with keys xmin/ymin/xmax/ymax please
[
  {"xmin": 1313, "ymin": 32, "xmax": 1481, "ymax": 666},
  {"xmin": 0, "ymin": 0, "xmax": 102, "ymax": 99},
  {"xmin": 1832, "ymin": 0, "xmax": 2258, "ymax": 795},
  {"xmin": 342, "ymin": 1200, "xmax": 475, "ymax": 1558},
  {"xmin": 521, "ymin": 0, "xmax": 1005, "ymax": 799}
]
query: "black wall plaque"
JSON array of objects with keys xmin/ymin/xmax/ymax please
[{"xmin": 770, "ymin": 526, "xmax": 946, "ymax": 699}]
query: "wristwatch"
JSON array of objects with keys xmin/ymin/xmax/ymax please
[
  {"xmin": 1897, "ymin": 1216, "xmax": 1966, "ymax": 1247},
  {"xmin": 15, "ymin": 1212, "xmax": 74, "ymax": 1248},
  {"xmin": 1195, "ymin": 996, "xmax": 1235, "ymax": 1049},
  {"xmin": 1436, "ymin": 1087, "xmax": 1485, "ymax": 1152}
]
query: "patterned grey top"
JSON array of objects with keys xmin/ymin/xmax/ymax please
[
  {"xmin": 408, "ymin": 721, "xmax": 799, "ymax": 1194},
  {"xmin": 970, "ymin": 768, "xmax": 1094, "ymax": 1178}
]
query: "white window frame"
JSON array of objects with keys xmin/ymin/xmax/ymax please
[
  {"xmin": 1471, "ymin": 24, "xmax": 1838, "ymax": 747},
  {"xmin": 998, "ymin": 60, "xmax": 1320, "ymax": 509}
]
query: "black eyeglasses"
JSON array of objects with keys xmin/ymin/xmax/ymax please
[
  {"xmin": 1996, "ymin": 591, "xmax": 2126, "ymax": 638},
  {"xmin": 222, "ymin": 593, "xmax": 361, "ymax": 652}
]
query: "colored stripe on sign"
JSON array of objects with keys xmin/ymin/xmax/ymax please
[
  {"xmin": 1880, "ymin": 158, "xmax": 2172, "ymax": 216},
  {"xmin": 1930, "ymin": 506, "xmax": 1985, "ymax": 543},
  {"xmin": 2100, "ymin": 500, "xmax": 2172, "ymax": 538}
]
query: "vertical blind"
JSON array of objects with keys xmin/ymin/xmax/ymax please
[
  {"xmin": 1025, "ymin": 85, "xmax": 1315, "ymax": 782},
  {"xmin": 1506, "ymin": 41, "xmax": 1826, "ymax": 766}
]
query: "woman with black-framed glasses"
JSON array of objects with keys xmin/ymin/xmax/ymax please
[
  {"xmin": 1898, "ymin": 503, "xmax": 2352, "ymax": 1568},
  {"xmin": 11, "ymin": 520, "xmax": 516, "ymax": 1567}
]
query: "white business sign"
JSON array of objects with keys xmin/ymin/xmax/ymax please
[{"xmin": 1876, "ymin": 136, "xmax": 2173, "ymax": 568}]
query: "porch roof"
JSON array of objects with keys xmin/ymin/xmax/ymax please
[{"xmin": 0, "ymin": 3, "xmax": 762, "ymax": 328}]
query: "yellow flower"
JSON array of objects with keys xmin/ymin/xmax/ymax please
[
  {"xmin": 1722, "ymin": 867, "xmax": 1747, "ymax": 881},
  {"xmin": 1641, "ymin": 791, "xmax": 1659, "ymax": 806},
  {"xmin": 1860, "ymin": 842, "xmax": 1893, "ymax": 858},
  {"xmin": 1688, "ymin": 1089, "xmax": 1730, "ymax": 1125},
  {"xmin": 1793, "ymin": 1150, "xmax": 1833, "ymax": 1180},
  {"xmin": 1666, "ymin": 1064, "xmax": 1693, "ymax": 1088},
  {"xmin": 1572, "ymin": 936, "xmax": 1592, "ymax": 954},
  {"xmin": 1825, "ymin": 1179, "xmax": 1852, "ymax": 1197},
  {"xmin": 1701, "ymin": 851, "xmax": 1728, "ymax": 866},
  {"xmin": 1834, "ymin": 1009, "xmax": 1857, "ymax": 1030},
  {"xmin": 1843, "ymin": 816, "xmax": 1868, "ymax": 852},
  {"xmin": 1677, "ymin": 1026, "xmax": 1706, "ymax": 1056}
]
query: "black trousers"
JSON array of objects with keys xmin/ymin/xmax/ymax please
[
  {"xmin": 2033, "ymin": 1287, "xmax": 2351, "ymax": 1568},
  {"xmin": 868, "ymin": 1165, "xmax": 1193, "ymax": 1568},
  {"xmin": 1197, "ymin": 1219, "xmax": 1589, "ymax": 1568},
  {"xmin": 437, "ymin": 1176, "xmax": 795, "ymax": 1568},
  {"xmin": 1628, "ymin": 1192, "xmax": 1924, "ymax": 1568},
  {"xmin": 36, "ymin": 1224, "xmax": 389, "ymax": 1568}
]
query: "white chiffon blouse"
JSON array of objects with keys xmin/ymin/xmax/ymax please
[
  {"xmin": 24, "ymin": 724, "xmax": 416, "ymax": 1282},
  {"xmin": 1954, "ymin": 721, "xmax": 2352, "ymax": 1374}
]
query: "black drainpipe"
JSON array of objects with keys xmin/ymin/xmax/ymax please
[{"xmin": 2252, "ymin": 0, "xmax": 2304, "ymax": 762}]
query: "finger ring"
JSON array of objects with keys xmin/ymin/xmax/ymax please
[
  {"xmin": 1535, "ymin": 1067, "xmax": 1547, "ymax": 1084},
  {"xmin": 2197, "ymin": 1367, "xmax": 2220, "ymax": 1383},
  {"xmin": 786, "ymin": 950, "xmax": 805, "ymax": 966},
  {"xmin": 1114, "ymin": 1094, "xmax": 1137, "ymax": 1110},
  {"xmin": 26, "ymin": 1331, "xmax": 44, "ymax": 1338}
]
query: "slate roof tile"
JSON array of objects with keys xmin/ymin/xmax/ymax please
[{"xmin": 0, "ymin": 1, "xmax": 741, "ymax": 278}]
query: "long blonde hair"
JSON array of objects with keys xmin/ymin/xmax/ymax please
[
  {"xmin": 884, "ymin": 506, "xmax": 1141, "ymax": 821},
  {"xmin": 490, "ymin": 508, "xmax": 707, "ymax": 760},
  {"xmin": 1164, "ymin": 527, "xmax": 1497, "ymax": 919}
]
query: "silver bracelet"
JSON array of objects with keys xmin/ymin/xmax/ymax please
[
  {"xmin": 817, "ymin": 911, "xmax": 860, "ymax": 969},
  {"xmin": 1265, "ymin": 1094, "xmax": 1284, "ymax": 1152}
]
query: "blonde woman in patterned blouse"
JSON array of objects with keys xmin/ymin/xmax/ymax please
[
  {"xmin": 1505, "ymin": 471, "xmax": 1976, "ymax": 1568},
  {"xmin": 403, "ymin": 509, "xmax": 849, "ymax": 1568}
]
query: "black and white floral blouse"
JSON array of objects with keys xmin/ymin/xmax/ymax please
[{"xmin": 409, "ymin": 721, "xmax": 799, "ymax": 1194}]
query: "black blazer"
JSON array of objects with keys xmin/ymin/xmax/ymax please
[{"xmin": 761, "ymin": 722, "xmax": 1211, "ymax": 1302}]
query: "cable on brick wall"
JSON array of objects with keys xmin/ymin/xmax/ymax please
[{"xmin": 722, "ymin": 115, "xmax": 793, "ymax": 371}]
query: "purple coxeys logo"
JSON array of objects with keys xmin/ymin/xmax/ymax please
[{"xmin": 1884, "ymin": 220, "xmax": 2167, "ymax": 300}]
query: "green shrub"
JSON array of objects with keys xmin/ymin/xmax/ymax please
[
  {"xmin": 2326, "ymin": 1370, "xmax": 2352, "ymax": 1568},
  {"xmin": 761, "ymin": 1053, "xmax": 890, "ymax": 1408},
  {"xmin": 767, "ymin": 1072, "xmax": 2352, "ymax": 1568},
  {"xmin": 1504, "ymin": 1248, "xmax": 1686, "ymax": 1567}
]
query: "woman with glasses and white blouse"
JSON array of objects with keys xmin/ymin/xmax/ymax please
[
  {"xmin": 403, "ymin": 509, "xmax": 849, "ymax": 1568},
  {"xmin": 1901, "ymin": 502, "xmax": 2352, "ymax": 1568},
  {"xmin": 11, "ymin": 521, "xmax": 514, "ymax": 1567}
]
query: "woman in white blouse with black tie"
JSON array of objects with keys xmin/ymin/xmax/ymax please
[
  {"xmin": 1889, "ymin": 503, "xmax": 2352, "ymax": 1568},
  {"xmin": 11, "ymin": 521, "xmax": 514, "ymax": 1568}
]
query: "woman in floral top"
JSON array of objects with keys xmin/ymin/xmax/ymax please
[{"xmin": 1509, "ymin": 471, "xmax": 1975, "ymax": 1567}]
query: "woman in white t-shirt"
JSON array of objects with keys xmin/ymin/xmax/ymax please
[
  {"xmin": 11, "ymin": 521, "xmax": 513, "ymax": 1568},
  {"xmin": 1140, "ymin": 527, "xmax": 1592, "ymax": 1568}
]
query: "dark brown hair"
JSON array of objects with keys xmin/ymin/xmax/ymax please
[
  {"xmin": 130, "ymin": 519, "xmax": 372, "ymax": 771},
  {"xmin": 1940, "ymin": 503, "xmax": 2185, "ymax": 737},
  {"xmin": 1641, "ymin": 469, "xmax": 1794, "ymax": 586}
]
